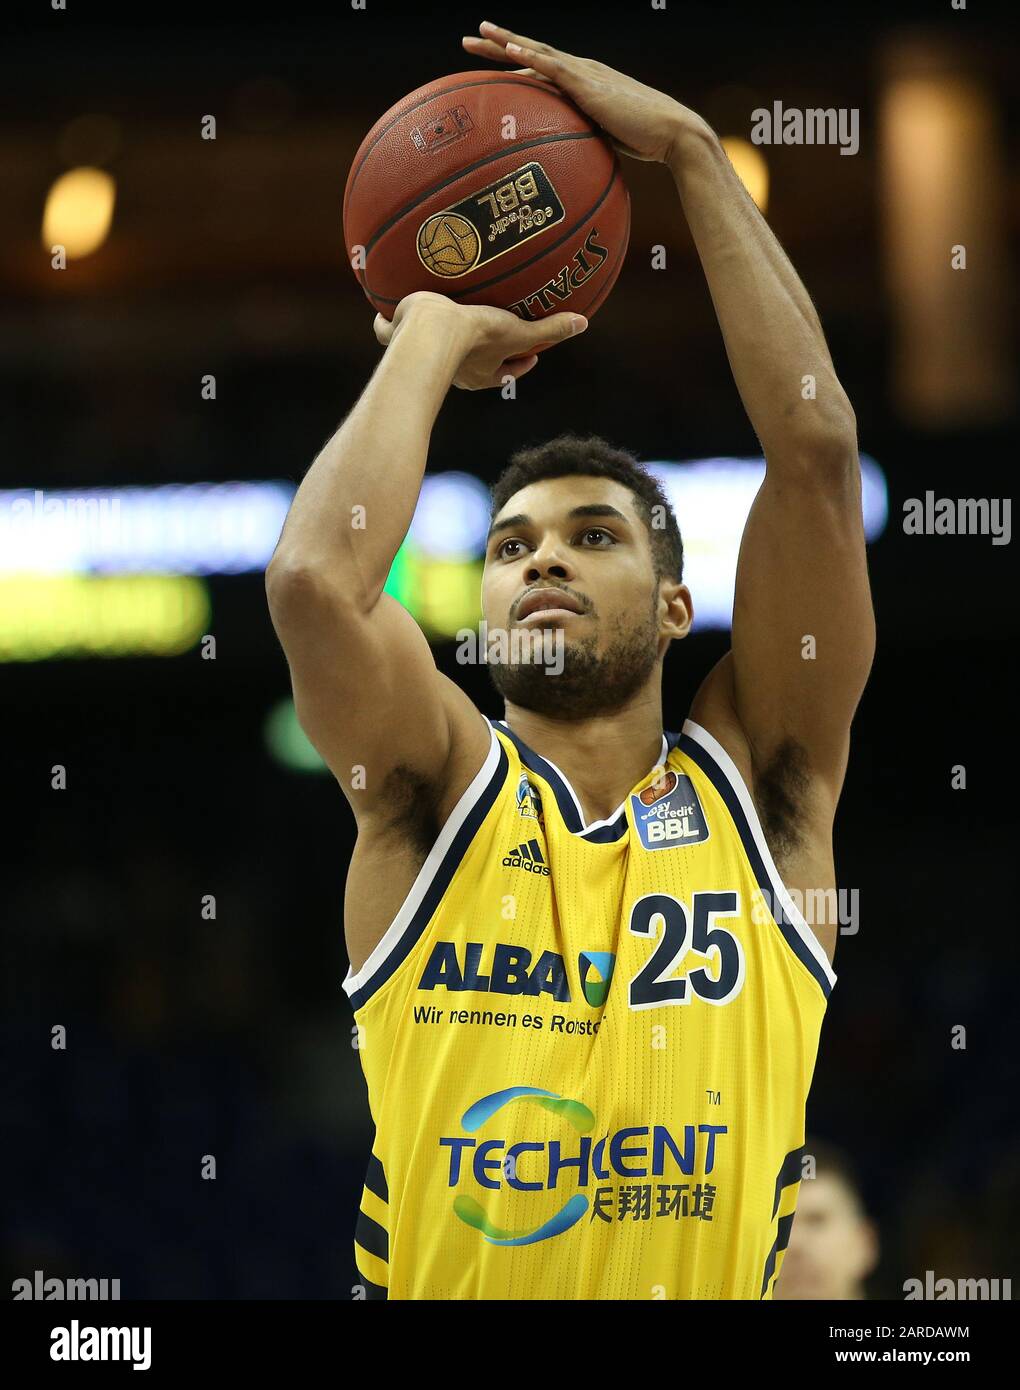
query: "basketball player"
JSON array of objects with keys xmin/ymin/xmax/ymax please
[
  {"xmin": 773, "ymin": 1139, "xmax": 879, "ymax": 1299},
  {"xmin": 266, "ymin": 22, "xmax": 875, "ymax": 1298}
]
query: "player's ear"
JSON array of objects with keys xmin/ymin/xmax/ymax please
[{"xmin": 660, "ymin": 581, "xmax": 693, "ymax": 641}]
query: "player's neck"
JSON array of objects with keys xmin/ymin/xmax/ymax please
[{"xmin": 501, "ymin": 695, "xmax": 667, "ymax": 826}]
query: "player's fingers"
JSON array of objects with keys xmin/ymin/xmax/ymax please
[
  {"xmin": 373, "ymin": 313, "xmax": 394, "ymax": 346},
  {"xmin": 478, "ymin": 20, "xmax": 571, "ymax": 62},
  {"xmin": 503, "ymin": 43, "xmax": 564, "ymax": 78},
  {"xmin": 516, "ymin": 312, "xmax": 588, "ymax": 352},
  {"xmin": 509, "ymin": 67, "xmax": 556, "ymax": 83},
  {"xmin": 462, "ymin": 36, "xmax": 524, "ymax": 66},
  {"xmin": 464, "ymin": 31, "xmax": 574, "ymax": 80}
]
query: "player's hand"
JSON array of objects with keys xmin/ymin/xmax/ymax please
[
  {"xmin": 462, "ymin": 20, "xmax": 701, "ymax": 164},
  {"xmin": 374, "ymin": 291, "xmax": 587, "ymax": 392}
]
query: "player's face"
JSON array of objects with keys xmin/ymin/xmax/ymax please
[
  {"xmin": 481, "ymin": 475, "xmax": 688, "ymax": 718},
  {"xmin": 484, "ymin": 475, "xmax": 657, "ymax": 645},
  {"xmin": 772, "ymin": 1175, "xmax": 878, "ymax": 1300}
]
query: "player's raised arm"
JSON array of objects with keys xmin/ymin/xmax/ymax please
[
  {"xmin": 265, "ymin": 291, "xmax": 585, "ymax": 820},
  {"xmin": 666, "ymin": 118, "xmax": 875, "ymax": 799},
  {"xmin": 465, "ymin": 23, "xmax": 875, "ymax": 804}
]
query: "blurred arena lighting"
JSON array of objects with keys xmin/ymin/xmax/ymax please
[
  {"xmin": 407, "ymin": 471, "xmax": 491, "ymax": 555},
  {"xmin": 719, "ymin": 137, "xmax": 769, "ymax": 211},
  {"xmin": 41, "ymin": 166, "xmax": 116, "ymax": 259},
  {"xmin": 264, "ymin": 698, "xmax": 330, "ymax": 774},
  {"xmin": 0, "ymin": 576, "xmax": 209, "ymax": 661},
  {"xmin": 383, "ymin": 539, "xmax": 484, "ymax": 639},
  {"xmin": 0, "ymin": 458, "xmax": 886, "ymax": 653},
  {"xmin": 0, "ymin": 483, "xmax": 294, "ymax": 576},
  {"xmin": 879, "ymin": 48, "xmax": 1012, "ymax": 425},
  {"xmin": 646, "ymin": 455, "xmax": 886, "ymax": 629}
]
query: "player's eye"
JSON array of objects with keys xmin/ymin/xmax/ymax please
[
  {"xmin": 495, "ymin": 537, "xmax": 528, "ymax": 560},
  {"xmin": 577, "ymin": 527, "xmax": 616, "ymax": 546}
]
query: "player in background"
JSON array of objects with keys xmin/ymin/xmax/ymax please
[{"xmin": 774, "ymin": 1139, "xmax": 879, "ymax": 1299}]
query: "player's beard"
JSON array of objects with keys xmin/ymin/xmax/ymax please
[{"xmin": 487, "ymin": 596, "xmax": 661, "ymax": 721}]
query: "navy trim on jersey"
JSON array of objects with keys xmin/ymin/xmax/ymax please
[
  {"xmin": 356, "ymin": 1209, "xmax": 388, "ymax": 1263},
  {"xmin": 772, "ymin": 1144, "xmax": 806, "ymax": 1220},
  {"xmin": 365, "ymin": 1152, "xmax": 389, "ymax": 1204},
  {"xmin": 494, "ymin": 717, "xmax": 614, "ymax": 834},
  {"xmin": 678, "ymin": 733, "xmax": 834, "ymax": 1001},
  {"xmin": 760, "ymin": 1211, "xmax": 795, "ymax": 1298},
  {"xmin": 493, "ymin": 721, "xmax": 678, "ymax": 844},
  {"xmin": 345, "ymin": 740, "xmax": 509, "ymax": 1011},
  {"xmin": 354, "ymin": 1151, "xmax": 390, "ymax": 1298}
]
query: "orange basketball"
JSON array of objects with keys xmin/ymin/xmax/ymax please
[{"xmin": 343, "ymin": 70, "xmax": 630, "ymax": 326}]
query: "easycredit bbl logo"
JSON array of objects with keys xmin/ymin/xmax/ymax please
[
  {"xmin": 440, "ymin": 1086, "xmax": 727, "ymax": 1246},
  {"xmin": 631, "ymin": 769, "xmax": 709, "ymax": 851}
]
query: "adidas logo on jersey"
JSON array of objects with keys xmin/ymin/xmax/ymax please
[{"xmin": 503, "ymin": 839, "xmax": 551, "ymax": 876}]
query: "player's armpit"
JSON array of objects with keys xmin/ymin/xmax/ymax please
[{"xmin": 265, "ymin": 564, "xmax": 489, "ymax": 821}]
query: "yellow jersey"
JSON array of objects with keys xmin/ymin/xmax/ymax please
[{"xmin": 343, "ymin": 716, "xmax": 836, "ymax": 1300}]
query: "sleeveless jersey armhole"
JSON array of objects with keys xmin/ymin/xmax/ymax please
[
  {"xmin": 342, "ymin": 721, "xmax": 507, "ymax": 1011},
  {"xmin": 679, "ymin": 718, "xmax": 838, "ymax": 999}
]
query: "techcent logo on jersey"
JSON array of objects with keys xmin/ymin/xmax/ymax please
[
  {"xmin": 440, "ymin": 1085, "xmax": 727, "ymax": 1246},
  {"xmin": 446, "ymin": 1087, "xmax": 594, "ymax": 1245}
]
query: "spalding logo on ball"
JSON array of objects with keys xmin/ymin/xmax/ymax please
[{"xmin": 343, "ymin": 70, "xmax": 630, "ymax": 323}]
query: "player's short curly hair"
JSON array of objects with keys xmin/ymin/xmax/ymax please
[{"xmin": 490, "ymin": 432, "xmax": 683, "ymax": 582}]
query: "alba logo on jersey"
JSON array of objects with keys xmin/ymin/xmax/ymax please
[
  {"xmin": 418, "ymin": 940, "xmax": 615, "ymax": 1007},
  {"xmin": 631, "ymin": 771, "xmax": 709, "ymax": 851},
  {"xmin": 515, "ymin": 773, "xmax": 543, "ymax": 823}
]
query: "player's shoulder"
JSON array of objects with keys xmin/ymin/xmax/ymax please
[
  {"xmin": 687, "ymin": 651, "xmax": 754, "ymax": 782},
  {"xmin": 429, "ymin": 677, "xmax": 503, "ymax": 824},
  {"xmin": 346, "ymin": 673, "xmax": 492, "ymax": 841}
]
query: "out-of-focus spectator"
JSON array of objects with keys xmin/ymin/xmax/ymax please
[{"xmin": 774, "ymin": 1138, "xmax": 879, "ymax": 1300}]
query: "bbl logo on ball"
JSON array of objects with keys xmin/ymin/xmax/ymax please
[
  {"xmin": 416, "ymin": 161, "xmax": 565, "ymax": 279},
  {"xmin": 417, "ymin": 213, "xmax": 482, "ymax": 277}
]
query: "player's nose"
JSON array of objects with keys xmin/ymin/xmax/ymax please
[{"xmin": 524, "ymin": 538, "xmax": 574, "ymax": 583}]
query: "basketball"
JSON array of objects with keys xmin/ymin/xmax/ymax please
[{"xmin": 343, "ymin": 70, "xmax": 630, "ymax": 326}]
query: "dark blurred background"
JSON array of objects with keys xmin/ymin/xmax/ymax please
[{"xmin": 2, "ymin": 0, "xmax": 1017, "ymax": 1299}]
